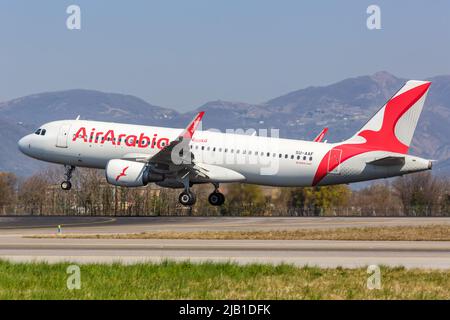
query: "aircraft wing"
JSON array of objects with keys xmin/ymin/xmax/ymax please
[
  {"xmin": 121, "ymin": 153, "xmax": 152, "ymax": 162},
  {"xmin": 120, "ymin": 111, "xmax": 246, "ymax": 182},
  {"xmin": 187, "ymin": 163, "xmax": 246, "ymax": 182},
  {"xmin": 313, "ymin": 127, "xmax": 328, "ymax": 142},
  {"xmin": 149, "ymin": 111, "xmax": 204, "ymax": 165}
]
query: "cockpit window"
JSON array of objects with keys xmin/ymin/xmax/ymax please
[
  {"xmin": 35, "ymin": 129, "xmax": 41, "ymax": 135},
  {"xmin": 41, "ymin": 129, "xmax": 46, "ymax": 136}
]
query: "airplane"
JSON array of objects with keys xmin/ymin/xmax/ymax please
[{"xmin": 18, "ymin": 80, "xmax": 433, "ymax": 206}]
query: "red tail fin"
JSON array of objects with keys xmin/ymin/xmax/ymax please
[
  {"xmin": 347, "ymin": 80, "xmax": 431, "ymax": 154},
  {"xmin": 312, "ymin": 80, "xmax": 431, "ymax": 186}
]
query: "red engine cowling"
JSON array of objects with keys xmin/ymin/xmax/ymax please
[{"xmin": 105, "ymin": 159, "xmax": 164, "ymax": 187}]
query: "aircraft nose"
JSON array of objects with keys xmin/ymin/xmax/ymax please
[{"xmin": 18, "ymin": 135, "xmax": 31, "ymax": 154}]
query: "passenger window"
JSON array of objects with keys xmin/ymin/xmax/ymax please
[
  {"xmin": 297, "ymin": 155, "xmax": 300, "ymax": 160},
  {"xmin": 309, "ymin": 157, "xmax": 313, "ymax": 161},
  {"xmin": 291, "ymin": 155, "xmax": 294, "ymax": 159},
  {"xmin": 285, "ymin": 154, "xmax": 288, "ymax": 159},
  {"xmin": 279, "ymin": 154, "xmax": 282, "ymax": 158},
  {"xmin": 201, "ymin": 146, "xmax": 205, "ymax": 150}
]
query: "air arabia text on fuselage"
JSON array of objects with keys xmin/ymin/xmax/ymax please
[{"xmin": 72, "ymin": 127, "xmax": 170, "ymax": 149}]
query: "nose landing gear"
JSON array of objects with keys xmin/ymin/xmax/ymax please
[
  {"xmin": 61, "ymin": 165, "xmax": 75, "ymax": 191},
  {"xmin": 61, "ymin": 180, "xmax": 72, "ymax": 190}
]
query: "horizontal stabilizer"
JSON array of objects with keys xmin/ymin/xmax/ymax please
[{"xmin": 367, "ymin": 156, "xmax": 405, "ymax": 166}]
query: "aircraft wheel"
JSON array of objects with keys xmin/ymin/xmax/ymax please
[
  {"xmin": 208, "ymin": 192, "xmax": 225, "ymax": 206},
  {"xmin": 61, "ymin": 181, "xmax": 72, "ymax": 191},
  {"xmin": 179, "ymin": 191, "xmax": 196, "ymax": 206}
]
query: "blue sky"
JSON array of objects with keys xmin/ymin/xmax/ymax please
[{"xmin": 1, "ymin": 0, "xmax": 449, "ymax": 111}]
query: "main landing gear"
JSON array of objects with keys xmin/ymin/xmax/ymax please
[
  {"xmin": 177, "ymin": 181, "xmax": 225, "ymax": 207},
  {"xmin": 179, "ymin": 190, "xmax": 196, "ymax": 206},
  {"xmin": 208, "ymin": 184, "xmax": 225, "ymax": 206},
  {"xmin": 178, "ymin": 189, "xmax": 225, "ymax": 206},
  {"xmin": 61, "ymin": 165, "xmax": 75, "ymax": 191},
  {"xmin": 178, "ymin": 174, "xmax": 196, "ymax": 206}
]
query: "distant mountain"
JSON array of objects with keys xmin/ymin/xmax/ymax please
[
  {"xmin": 1, "ymin": 72, "xmax": 449, "ymax": 176},
  {"xmin": 177, "ymin": 100, "xmax": 273, "ymax": 130},
  {"xmin": 0, "ymin": 89, "xmax": 177, "ymax": 129},
  {"xmin": 263, "ymin": 71, "xmax": 450, "ymax": 171}
]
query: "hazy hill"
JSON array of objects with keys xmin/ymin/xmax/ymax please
[{"xmin": 0, "ymin": 89, "xmax": 177, "ymax": 130}]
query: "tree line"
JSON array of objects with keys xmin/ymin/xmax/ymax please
[{"xmin": 0, "ymin": 167, "xmax": 449, "ymax": 216}]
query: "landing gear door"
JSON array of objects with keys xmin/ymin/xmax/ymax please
[
  {"xmin": 56, "ymin": 124, "xmax": 71, "ymax": 148},
  {"xmin": 327, "ymin": 148, "xmax": 342, "ymax": 174}
]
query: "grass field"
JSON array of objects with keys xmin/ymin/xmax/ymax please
[
  {"xmin": 0, "ymin": 260, "xmax": 449, "ymax": 299},
  {"xmin": 28, "ymin": 225, "xmax": 450, "ymax": 241}
]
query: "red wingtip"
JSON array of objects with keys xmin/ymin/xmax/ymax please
[
  {"xmin": 313, "ymin": 127, "xmax": 329, "ymax": 142},
  {"xmin": 183, "ymin": 111, "xmax": 205, "ymax": 139}
]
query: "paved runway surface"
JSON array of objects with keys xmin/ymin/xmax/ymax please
[
  {"xmin": 1, "ymin": 216, "xmax": 450, "ymax": 233},
  {"xmin": 1, "ymin": 216, "xmax": 449, "ymax": 269}
]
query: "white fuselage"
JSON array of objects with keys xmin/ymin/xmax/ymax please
[{"xmin": 18, "ymin": 119, "xmax": 431, "ymax": 187}]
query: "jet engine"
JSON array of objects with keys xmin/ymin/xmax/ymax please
[{"xmin": 105, "ymin": 159, "xmax": 164, "ymax": 187}]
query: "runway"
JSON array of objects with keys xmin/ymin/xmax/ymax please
[
  {"xmin": 1, "ymin": 216, "xmax": 449, "ymax": 269},
  {"xmin": 1, "ymin": 216, "xmax": 449, "ymax": 234}
]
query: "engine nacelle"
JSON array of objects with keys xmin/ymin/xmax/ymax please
[{"xmin": 105, "ymin": 159, "xmax": 164, "ymax": 187}]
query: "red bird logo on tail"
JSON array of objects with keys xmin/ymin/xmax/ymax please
[
  {"xmin": 312, "ymin": 81, "xmax": 431, "ymax": 186},
  {"xmin": 115, "ymin": 166, "xmax": 129, "ymax": 181}
]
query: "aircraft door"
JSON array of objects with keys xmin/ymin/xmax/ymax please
[
  {"xmin": 327, "ymin": 148, "xmax": 342, "ymax": 174},
  {"xmin": 56, "ymin": 124, "xmax": 71, "ymax": 148}
]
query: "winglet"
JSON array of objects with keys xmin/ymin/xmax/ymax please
[
  {"xmin": 182, "ymin": 111, "xmax": 205, "ymax": 139},
  {"xmin": 313, "ymin": 127, "xmax": 328, "ymax": 142}
]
